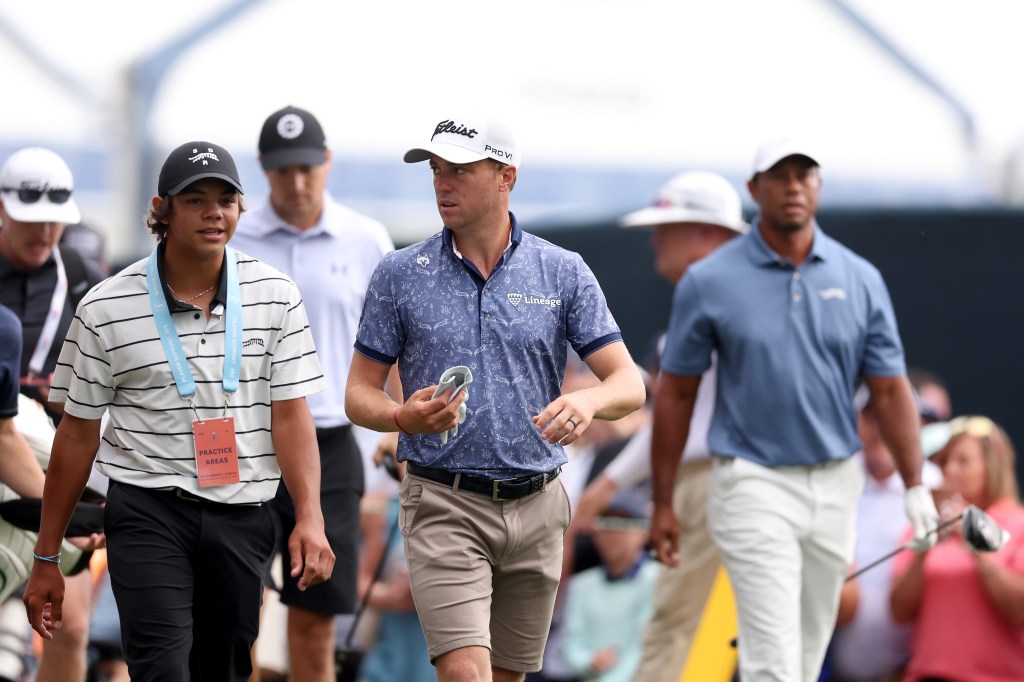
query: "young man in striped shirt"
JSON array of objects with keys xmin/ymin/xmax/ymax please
[{"xmin": 22, "ymin": 141, "xmax": 334, "ymax": 681}]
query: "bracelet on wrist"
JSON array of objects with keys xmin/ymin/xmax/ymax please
[
  {"xmin": 392, "ymin": 407, "xmax": 411, "ymax": 436},
  {"xmin": 32, "ymin": 551, "xmax": 62, "ymax": 565}
]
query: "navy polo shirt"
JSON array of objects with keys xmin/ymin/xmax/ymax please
[
  {"xmin": 0, "ymin": 305, "xmax": 21, "ymax": 419},
  {"xmin": 661, "ymin": 220, "xmax": 905, "ymax": 467},
  {"xmin": 355, "ymin": 213, "xmax": 622, "ymax": 476}
]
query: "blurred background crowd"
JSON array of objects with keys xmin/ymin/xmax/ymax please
[{"xmin": 2, "ymin": 1, "xmax": 1024, "ymax": 681}]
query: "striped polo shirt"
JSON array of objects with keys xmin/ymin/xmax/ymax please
[
  {"xmin": 48, "ymin": 249, "xmax": 326, "ymax": 504},
  {"xmin": 355, "ymin": 213, "xmax": 623, "ymax": 477}
]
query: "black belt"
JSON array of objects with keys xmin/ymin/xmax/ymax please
[
  {"xmin": 172, "ymin": 487, "xmax": 262, "ymax": 507},
  {"xmin": 408, "ymin": 463, "xmax": 560, "ymax": 501},
  {"xmin": 110, "ymin": 480, "xmax": 262, "ymax": 508}
]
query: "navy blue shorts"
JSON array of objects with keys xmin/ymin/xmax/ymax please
[{"xmin": 268, "ymin": 424, "xmax": 363, "ymax": 615}]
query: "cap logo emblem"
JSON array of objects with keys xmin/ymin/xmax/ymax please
[
  {"xmin": 484, "ymin": 144, "xmax": 512, "ymax": 160},
  {"xmin": 189, "ymin": 148, "xmax": 219, "ymax": 166},
  {"xmin": 433, "ymin": 120, "xmax": 478, "ymax": 140},
  {"xmin": 507, "ymin": 292, "xmax": 522, "ymax": 307},
  {"xmin": 277, "ymin": 113, "xmax": 305, "ymax": 140}
]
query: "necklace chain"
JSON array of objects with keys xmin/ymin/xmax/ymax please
[{"xmin": 169, "ymin": 283, "xmax": 216, "ymax": 303}]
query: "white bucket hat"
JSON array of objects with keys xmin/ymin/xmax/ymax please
[{"xmin": 620, "ymin": 171, "xmax": 747, "ymax": 233}]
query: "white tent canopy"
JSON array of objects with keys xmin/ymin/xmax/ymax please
[{"xmin": 2, "ymin": 0, "xmax": 1022, "ymax": 259}]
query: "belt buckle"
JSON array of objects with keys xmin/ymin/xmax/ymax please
[
  {"xmin": 491, "ymin": 477, "xmax": 517, "ymax": 502},
  {"xmin": 175, "ymin": 488, "xmax": 198, "ymax": 503}
]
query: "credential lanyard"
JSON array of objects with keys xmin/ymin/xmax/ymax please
[
  {"xmin": 146, "ymin": 247, "xmax": 242, "ymax": 403},
  {"xmin": 27, "ymin": 248, "xmax": 68, "ymax": 376}
]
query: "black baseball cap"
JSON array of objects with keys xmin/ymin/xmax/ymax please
[
  {"xmin": 258, "ymin": 106, "xmax": 327, "ymax": 170},
  {"xmin": 157, "ymin": 141, "xmax": 243, "ymax": 196}
]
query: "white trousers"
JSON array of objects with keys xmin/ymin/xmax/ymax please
[{"xmin": 708, "ymin": 455, "xmax": 863, "ymax": 682}]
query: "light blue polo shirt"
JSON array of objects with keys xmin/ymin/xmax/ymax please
[
  {"xmin": 660, "ymin": 220, "xmax": 905, "ymax": 467},
  {"xmin": 232, "ymin": 193, "xmax": 393, "ymax": 428},
  {"xmin": 355, "ymin": 213, "xmax": 622, "ymax": 476}
]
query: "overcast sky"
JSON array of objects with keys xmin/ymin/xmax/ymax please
[{"xmin": 2, "ymin": 0, "xmax": 1023, "ymax": 252}]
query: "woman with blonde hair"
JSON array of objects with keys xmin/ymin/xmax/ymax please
[{"xmin": 891, "ymin": 415, "xmax": 1024, "ymax": 682}]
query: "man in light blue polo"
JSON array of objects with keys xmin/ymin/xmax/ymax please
[
  {"xmin": 648, "ymin": 139, "xmax": 940, "ymax": 682},
  {"xmin": 345, "ymin": 113, "xmax": 645, "ymax": 682}
]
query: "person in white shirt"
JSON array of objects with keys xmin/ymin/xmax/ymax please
[
  {"xmin": 828, "ymin": 388, "xmax": 944, "ymax": 682},
  {"xmin": 232, "ymin": 105, "xmax": 393, "ymax": 682}
]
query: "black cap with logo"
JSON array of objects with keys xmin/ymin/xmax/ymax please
[
  {"xmin": 158, "ymin": 141, "xmax": 243, "ymax": 197},
  {"xmin": 258, "ymin": 106, "xmax": 327, "ymax": 170}
]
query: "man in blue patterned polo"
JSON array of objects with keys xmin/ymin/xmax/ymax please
[{"xmin": 345, "ymin": 114, "xmax": 646, "ymax": 682}]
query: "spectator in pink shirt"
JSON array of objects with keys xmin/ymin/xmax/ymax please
[{"xmin": 891, "ymin": 415, "xmax": 1024, "ymax": 682}]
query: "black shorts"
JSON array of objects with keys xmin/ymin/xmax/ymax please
[{"xmin": 268, "ymin": 424, "xmax": 363, "ymax": 615}]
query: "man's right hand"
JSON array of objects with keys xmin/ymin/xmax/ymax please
[
  {"xmin": 393, "ymin": 385, "xmax": 466, "ymax": 435},
  {"xmin": 23, "ymin": 560, "xmax": 66, "ymax": 639},
  {"xmin": 649, "ymin": 503, "xmax": 681, "ymax": 567},
  {"xmin": 905, "ymin": 484, "xmax": 941, "ymax": 552}
]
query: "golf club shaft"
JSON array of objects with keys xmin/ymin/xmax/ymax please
[{"xmin": 845, "ymin": 512, "xmax": 963, "ymax": 582}]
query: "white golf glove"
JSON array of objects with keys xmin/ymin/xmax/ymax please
[
  {"xmin": 432, "ymin": 366, "xmax": 473, "ymax": 445},
  {"xmin": 904, "ymin": 484, "xmax": 941, "ymax": 552}
]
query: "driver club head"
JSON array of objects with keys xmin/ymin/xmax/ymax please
[
  {"xmin": 962, "ymin": 504, "xmax": 1010, "ymax": 552},
  {"xmin": 845, "ymin": 503, "xmax": 1011, "ymax": 583}
]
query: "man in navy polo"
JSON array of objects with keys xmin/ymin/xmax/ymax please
[
  {"xmin": 345, "ymin": 114, "xmax": 645, "ymax": 682},
  {"xmin": 648, "ymin": 140, "xmax": 940, "ymax": 682}
]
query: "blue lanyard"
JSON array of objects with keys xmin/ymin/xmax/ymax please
[{"xmin": 146, "ymin": 247, "xmax": 242, "ymax": 400}]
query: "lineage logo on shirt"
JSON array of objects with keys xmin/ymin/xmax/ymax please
[{"xmin": 507, "ymin": 292, "xmax": 562, "ymax": 308}]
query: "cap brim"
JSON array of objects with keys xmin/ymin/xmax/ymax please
[
  {"xmin": 619, "ymin": 206, "xmax": 748, "ymax": 234},
  {"xmin": 259, "ymin": 148, "xmax": 327, "ymax": 170},
  {"xmin": 921, "ymin": 422, "xmax": 951, "ymax": 459},
  {"xmin": 166, "ymin": 173, "xmax": 244, "ymax": 196},
  {"xmin": 752, "ymin": 151, "xmax": 820, "ymax": 178},
  {"xmin": 1, "ymin": 192, "xmax": 81, "ymax": 224},
  {"xmin": 404, "ymin": 142, "xmax": 489, "ymax": 165}
]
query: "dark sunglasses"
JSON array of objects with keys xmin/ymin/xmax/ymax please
[{"xmin": 1, "ymin": 186, "xmax": 72, "ymax": 204}]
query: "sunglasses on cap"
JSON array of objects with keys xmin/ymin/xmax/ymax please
[
  {"xmin": 1, "ymin": 186, "xmax": 73, "ymax": 204},
  {"xmin": 948, "ymin": 415, "xmax": 996, "ymax": 440}
]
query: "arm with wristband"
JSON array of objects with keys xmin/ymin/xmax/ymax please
[
  {"xmin": 22, "ymin": 413, "xmax": 101, "ymax": 639},
  {"xmin": 346, "ymin": 353, "xmax": 465, "ymax": 437}
]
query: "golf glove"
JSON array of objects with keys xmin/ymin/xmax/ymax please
[
  {"xmin": 904, "ymin": 484, "xmax": 940, "ymax": 552},
  {"xmin": 432, "ymin": 366, "xmax": 473, "ymax": 445}
]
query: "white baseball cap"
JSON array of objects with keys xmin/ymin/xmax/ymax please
[
  {"xmin": 404, "ymin": 115, "xmax": 520, "ymax": 168},
  {"xmin": 750, "ymin": 138, "xmax": 820, "ymax": 180},
  {"xmin": 0, "ymin": 147, "xmax": 81, "ymax": 224},
  {"xmin": 619, "ymin": 171, "xmax": 748, "ymax": 234}
]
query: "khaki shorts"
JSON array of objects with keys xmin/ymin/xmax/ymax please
[{"xmin": 399, "ymin": 472, "xmax": 571, "ymax": 672}]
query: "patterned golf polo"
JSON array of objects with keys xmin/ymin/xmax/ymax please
[{"xmin": 355, "ymin": 213, "xmax": 622, "ymax": 476}]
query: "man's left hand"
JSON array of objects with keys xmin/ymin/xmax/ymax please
[
  {"xmin": 288, "ymin": 519, "xmax": 336, "ymax": 590},
  {"xmin": 533, "ymin": 396, "xmax": 595, "ymax": 446}
]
